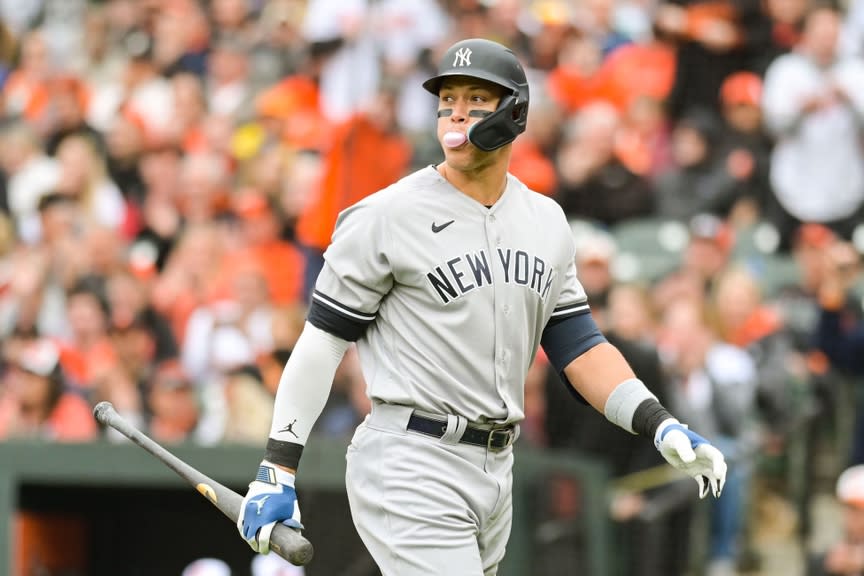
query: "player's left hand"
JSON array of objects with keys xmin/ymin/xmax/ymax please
[
  {"xmin": 655, "ymin": 419, "xmax": 727, "ymax": 499},
  {"xmin": 237, "ymin": 460, "xmax": 303, "ymax": 554}
]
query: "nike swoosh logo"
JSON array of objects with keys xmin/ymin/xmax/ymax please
[{"xmin": 431, "ymin": 220, "xmax": 455, "ymax": 233}]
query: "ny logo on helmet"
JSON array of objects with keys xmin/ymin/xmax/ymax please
[{"xmin": 453, "ymin": 47, "xmax": 472, "ymax": 67}]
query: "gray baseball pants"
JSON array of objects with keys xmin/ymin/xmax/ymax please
[{"xmin": 345, "ymin": 402, "xmax": 515, "ymax": 576}]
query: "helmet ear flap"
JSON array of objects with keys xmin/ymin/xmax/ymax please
[{"xmin": 467, "ymin": 93, "xmax": 527, "ymax": 151}]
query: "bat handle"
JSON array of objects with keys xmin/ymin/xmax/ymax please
[{"xmin": 270, "ymin": 524, "xmax": 314, "ymax": 565}]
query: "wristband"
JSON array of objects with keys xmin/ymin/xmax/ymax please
[
  {"xmin": 265, "ymin": 438, "xmax": 304, "ymax": 471},
  {"xmin": 604, "ymin": 378, "xmax": 657, "ymax": 434},
  {"xmin": 632, "ymin": 398, "xmax": 674, "ymax": 439}
]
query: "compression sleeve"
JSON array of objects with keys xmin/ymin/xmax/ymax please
[{"xmin": 265, "ymin": 322, "xmax": 352, "ymax": 469}]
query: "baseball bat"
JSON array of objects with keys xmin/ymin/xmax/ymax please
[{"xmin": 92, "ymin": 401, "xmax": 314, "ymax": 566}]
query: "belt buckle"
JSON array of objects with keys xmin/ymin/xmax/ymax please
[{"xmin": 487, "ymin": 427, "xmax": 514, "ymax": 452}]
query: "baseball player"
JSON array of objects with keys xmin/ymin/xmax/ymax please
[{"xmin": 237, "ymin": 38, "xmax": 727, "ymax": 575}]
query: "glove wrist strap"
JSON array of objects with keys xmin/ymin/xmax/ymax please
[{"xmin": 258, "ymin": 460, "xmax": 296, "ymax": 486}]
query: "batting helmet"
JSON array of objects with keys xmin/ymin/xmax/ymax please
[{"xmin": 423, "ymin": 38, "xmax": 529, "ymax": 151}]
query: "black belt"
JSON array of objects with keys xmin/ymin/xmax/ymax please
[{"xmin": 407, "ymin": 412, "xmax": 516, "ymax": 451}]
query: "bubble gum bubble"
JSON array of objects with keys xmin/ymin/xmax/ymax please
[{"xmin": 443, "ymin": 132, "xmax": 467, "ymax": 148}]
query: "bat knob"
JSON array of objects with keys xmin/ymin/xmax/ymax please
[{"xmin": 93, "ymin": 401, "xmax": 115, "ymax": 424}]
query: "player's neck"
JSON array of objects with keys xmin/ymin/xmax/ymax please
[{"xmin": 438, "ymin": 160, "xmax": 509, "ymax": 206}]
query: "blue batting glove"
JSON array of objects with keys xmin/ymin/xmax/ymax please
[
  {"xmin": 655, "ymin": 419, "xmax": 727, "ymax": 499},
  {"xmin": 237, "ymin": 460, "xmax": 303, "ymax": 554}
]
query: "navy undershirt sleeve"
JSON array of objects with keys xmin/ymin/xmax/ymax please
[{"xmin": 541, "ymin": 311, "xmax": 607, "ymax": 404}]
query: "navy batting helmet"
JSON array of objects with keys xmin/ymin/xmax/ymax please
[{"xmin": 423, "ymin": 38, "xmax": 529, "ymax": 151}]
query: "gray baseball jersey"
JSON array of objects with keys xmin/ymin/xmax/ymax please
[{"xmin": 308, "ymin": 165, "xmax": 589, "ymax": 425}]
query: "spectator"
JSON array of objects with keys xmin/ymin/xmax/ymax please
[
  {"xmin": 150, "ymin": 223, "xmax": 228, "ymax": 344},
  {"xmin": 222, "ymin": 364, "xmax": 274, "ymax": 445},
  {"xmin": 105, "ymin": 268, "xmax": 177, "ymax": 364},
  {"xmin": 3, "ymin": 29, "xmax": 55, "ymax": 127},
  {"xmin": 176, "ymin": 152, "xmax": 231, "ymax": 225},
  {"xmin": 757, "ymin": 0, "xmax": 808, "ymax": 72},
  {"xmin": 58, "ymin": 277, "xmax": 117, "ymax": 391},
  {"xmin": 0, "ymin": 338, "xmax": 97, "ymax": 441},
  {"xmin": 206, "ymin": 34, "xmax": 254, "ymax": 120},
  {"xmin": 43, "ymin": 75, "xmax": 103, "ymax": 157},
  {"xmin": 715, "ymin": 71, "xmax": 773, "ymax": 227},
  {"xmin": 774, "ymin": 224, "xmax": 844, "ymax": 352},
  {"xmin": 145, "ymin": 359, "xmax": 199, "ymax": 443},
  {"xmin": 294, "ymin": 81, "xmax": 411, "ymax": 286},
  {"xmin": 658, "ymin": 297, "xmax": 759, "ymax": 575},
  {"xmin": 301, "ymin": 0, "xmax": 382, "ymax": 124},
  {"xmin": 181, "ymin": 258, "xmax": 274, "ymax": 444},
  {"xmin": 169, "ymin": 73, "xmax": 208, "ymax": 155},
  {"xmin": 53, "ymin": 133, "xmax": 127, "ymax": 234},
  {"xmin": 0, "ymin": 193, "xmax": 85, "ymax": 340},
  {"xmin": 655, "ymin": 107, "xmax": 742, "ymax": 221},
  {"xmin": 132, "ymin": 144, "xmax": 184, "ymax": 270},
  {"xmin": 573, "ymin": 0, "xmax": 634, "ymax": 58},
  {"xmin": 0, "ymin": 120, "xmax": 61, "ymax": 244},
  {"xmin": 69, "ymin": 4, "xmax": 127, "ymax": 87},
  {"xmin": 104, "ymin": 112, "xmax": 148, "ymax": 206},
  {"xmin": 181, "ymin": 260, "xmax": 274, "ymax": 387},
  {"xmin": 588, "ymin": 27, "xmax": 677, "ymax": 116},
  {"xmin": 814, "ymin": 239, "xmax": 864, "ymax": 465},
  {"xmin": 654, "ymin": 0, "xmax": 772, "ymax": 120},
  {"xmin": 615, "ymin": 94, "xmax": 675, "ymax": 180},
  {"xmin": 555, "ymin": 101, "xmax": 655, "ymax": 226},
  {"xmin": 712, "ymin": 265, "xmax": 802, "ymax": 433},
  {"xmin": 762, "ymin": 3, "xmax": 864, "ymax": 248},
  {"xmin": 546, "ymin": 28, "xmax": 607, "ymax": 115},
  {"xmin": 508, "ymin": 90, "xmax": 561, "ymax": 196},
  {"xmin": 213, "ymin": 189, "xmax": 306, "ymax": 307},
  {"xmin": 151, "ymin": 1, "xmax": 209, "ymax": 78},
  {"xmin": 809, "ymin": 464, "xmax": 864, "ymax": 575},
  {"xmin": 653, "ymin": 213, "xmax": 736, "ymax": 313},
  {"xmin": 114, "ymin": 30, "xmax": 176, "ymax": 147}
]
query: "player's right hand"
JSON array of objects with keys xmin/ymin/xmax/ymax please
[{"xmin": 237, "ymin": 460, "xmax": 303, "ymax": 554}]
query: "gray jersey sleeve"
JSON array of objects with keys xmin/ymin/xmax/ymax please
[
  {"xmin": 550, "ymin": 256, "xmax": 590, "ymax": 320},
  {"xmin": 308, "ymin": 194, "xmax": 395, "ymax": 341},
  {"xmin": 549, "ymin": 213, "xmax": 589, "ymax": 321}
]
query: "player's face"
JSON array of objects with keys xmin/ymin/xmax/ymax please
[{"xmin": 436, "ymin": 77, "xmax": 505, "ymax": 170}]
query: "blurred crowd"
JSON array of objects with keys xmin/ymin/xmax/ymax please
[{"xmin": 3, "ymin": 0, "xmax": 864, "ymax": 574}]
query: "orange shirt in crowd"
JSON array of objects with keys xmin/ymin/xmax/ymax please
[
  {"xmin": 547, "ymin": 66, "xmax": 604, "ymax": 115},
  {"xmin": 547, "ymin": 41, "xmax": 674, "ymax": 116},
  {"xmin": 296, "ymin": 115, "xmax": 412, "ymax": 251},
  {"xmin": 593, "ymin": 42, "xmax": 677, "ymax": 113},
  {"xmin": 213, "ymin": 240, "xmax": 307, "ymax": 306},
  {"xmin": 722, "ymin": 306, "xmax": 784, "ymax": 349},
  {"xmin": 0, "ymin": 392, "xmax": 98, "ymax": 442},
  {"xmin": 510, "ymin": 137, "xmax": 557, "ymax": 196},
  {"xmin": 57, "ymin": 339, "xmax": 117, "ymax": 389},
  {"xmin": 3, "ymin": 71, "xmax": 51, "ymax": 122},
  {"xmin": 44, "ymin": 394, "xmax": 99, "ymax": 441}
]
